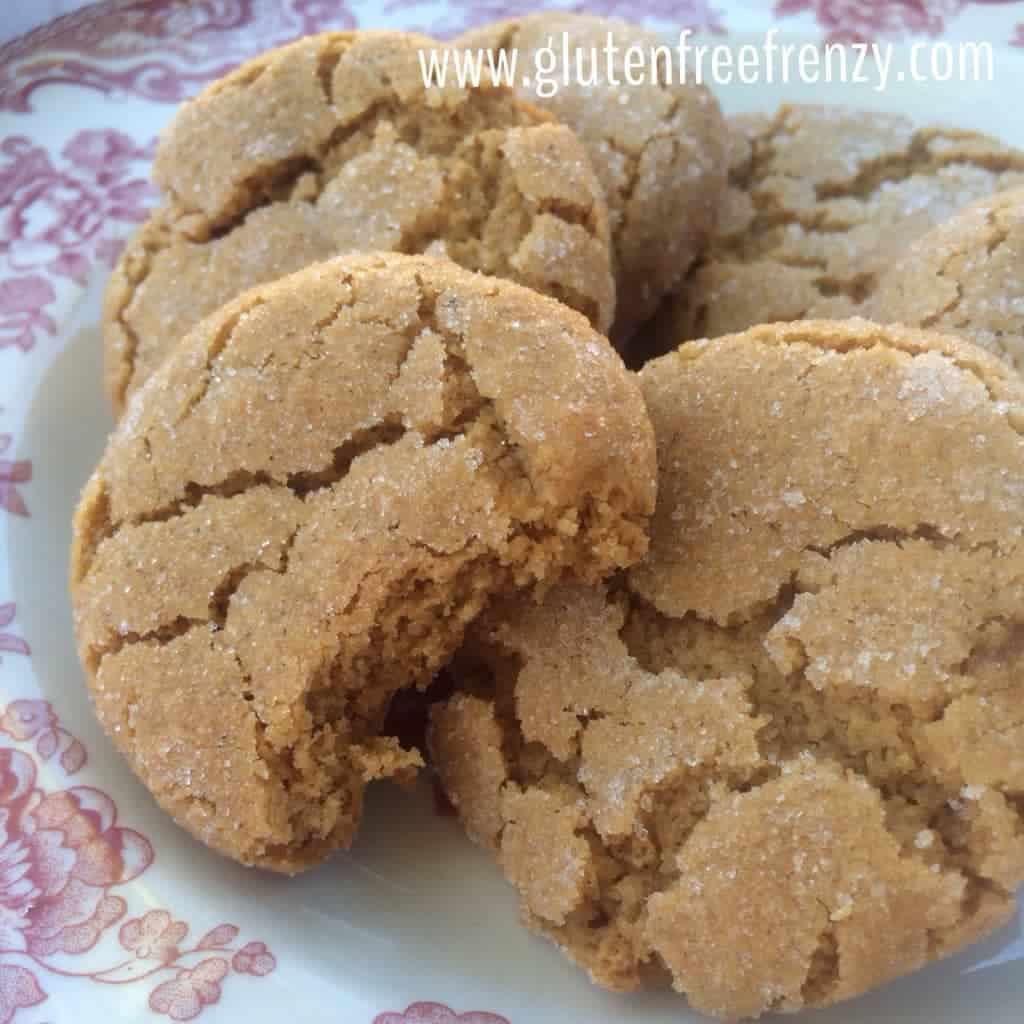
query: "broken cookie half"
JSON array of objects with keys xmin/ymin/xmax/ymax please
[
  {"xmin": 72, "ymin": 253, "xmax": 655, "ymax": 873},
  {"xmin": 430, "ymin": 318, "xmax": 1024, "ymax": 1017}
]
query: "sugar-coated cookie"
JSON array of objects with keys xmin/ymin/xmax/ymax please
[
  {"xmin": 431, "ymin": 318, "xmax": 1024, "ymax": 1016},
  {"xmin": 652, "ymin": 105, "xmax": 1024, "ymax": 350},
  {"xmin": 103, "ymin": 30, "xmax": 616, "ymax": 413},
  {"xmin": 867, "ymin": 186, "xmax": 1024, "ymax": 370},
  {"xmin": 456, "ymin": 13, "xmax": 727, "ymax": 344},
  {"xmin": 75, "ymin": 253, "xmax": 656, "ymax": 872}
]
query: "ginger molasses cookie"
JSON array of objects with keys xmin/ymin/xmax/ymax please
[
  {"xmin": 430, "ymin": 318, "xmax": 1024, "ymax": 1016},
  {"xmin": 103, "ymin": 30, "xmax": 616, "ymax": 413},
  {"xmin": 653, "ymin": 105, "xmax": 1024, "ymax": 350},
  {"xmin": 456, "ymin": 13, "xmax": 727, "ymax": 344},
  {"xmin": 74, "ymin": 253, "xmax": 656, "ymax": 872},
  {"xmin": 867, "ymin": 186, "xmax": 1024, "ymax": 370}
]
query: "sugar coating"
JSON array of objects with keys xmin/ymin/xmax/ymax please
[
  {"xmin": 73, "ymin": 253, "xmax": 656, "ymax": 872},
  {"xmin": 103, "ymin": 30, "xmax": 616, "ymax": 413},
  {"xmin": 456, "ymin": 13, "xmax": 727, "ymax": 345},
  {"xmin": 429, "ymin": 319, "xmax": 1024, "ymax": 1017},
  {"xmin": 650, "ymin": 104, "xmax": 1024, "ymax": 351},
  {"xmin": 867, "ymin": 187, "xmax": 1024, "ymax": 370}
]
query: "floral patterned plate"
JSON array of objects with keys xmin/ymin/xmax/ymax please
[{"xmin": 3, "ymin": 2, "xmax": 1024, "ymax": 1022}]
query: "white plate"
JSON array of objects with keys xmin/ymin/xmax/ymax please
[{"xmin": 2, "ymin": 2, "xmax": 1024, "ymax": 1021}]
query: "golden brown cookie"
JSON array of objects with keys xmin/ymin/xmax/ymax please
[
  {"xmin": 456, "ymin": 13, "xmax": 727, "ymax": 344},
  {"xmin": 74, "ymin": 253, "xmax": 656, "ymax": 872},
  {"xmin": 103, "ymin": 30, "xmax": 616, "ymax": 414},
  {"xmin": 866, "ymin": 187, "xmax": 1024, "ymax": 370},
  {"xmin": 430, "ymin": 318, "xmax": 1024, "ymax": 1016},
  {"xmin": 652, "ymin": 105, "xmax": 1024, "ymax": 351}
]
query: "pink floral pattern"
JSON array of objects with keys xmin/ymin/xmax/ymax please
[
  {"xmin": 0, "ymin": 967, "xmax": 43, "ymax": 1024},
  {"xmin": 0, "ymin": 439, "xmax": 30, "ymax": 518},
  {"xmin": 0, "ymin": 700, "xmax": 85, "ymax": 774},
  {"xmin": 0, "ymin": 2, "xmax": 355, "ymax": 361},
  {"xmin": 0, "ymin": 612, "xmax": 28, "ymax": 666},
  {"xmin": 120, "ymin": 911, "xmax": 189, "ymax": 963},
  {"xmin": 391, "ymin": 0, "xmax": 727, "ymax": 39},
  {"xmin": 0, "ymin": 130, "xmax": 156, "ymax": 353},
  {"xmin": 1014, "ymin": 21, "xmax": 1024, "ymax": 45},
  {"xmin": 0, "ymin": 745, "xmax": 146, "ymax": 964},
  {"xmin": 0, "ymin": 277, "xmax": 53, "ymax": 353},
  {"xmin": 0, "ymin": 0, "xmax": 355, "ymax": 113},
  {"xmin": 149, "ymin": 957, "xmax": 229, "ymax": 1021},
  {"xmin": 0, "ymin": 706, "xmax": 277, "ymax": 1022},
  {"xmin": 773, "ymin": 0, "xmax": 1024, "ymax": 44},
  {"xmin": 374, "ymin": 1003, "xmax": 510, "ymax": 1024},
  {"xmin": 231, "ymin": 941, "xmax": 276, "ymax": 976},
  {"xmin": 775, "ymin": 0, "xmax": 958, "ymax": 42}
]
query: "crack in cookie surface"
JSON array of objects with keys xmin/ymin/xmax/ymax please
[
  {"xmin": 102, "ymin": 30, "xmax": 616, "ymax": 414},
  {"xmin": 429, "ymin": 319, "xmax": 1024, "ymax": 1016},
  {"xmin": 650, "ymin": 105, "xmax": 1024, "ymax": 352},
  {"xmin": 455, "ymin": 12, "xmax": 727, "ymax": 343},
  {"xmin": 75, "ymin": 253, "xmax": 656, "ymax": 872},
  {"xmin": 865, "ymin": 187, "xmax": 1024, "ymax": 371}
]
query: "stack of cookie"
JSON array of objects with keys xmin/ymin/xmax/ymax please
[{"xmin": 71, "ymin": 15, "xmax": 1024, "ymax": 1021}]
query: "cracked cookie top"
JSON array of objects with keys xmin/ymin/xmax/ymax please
[
  {"xmin": 866, "ymin": 186, "xmax": 1024, "ymax": 371},
  {"xmin": 652, "ymin": 104, "xmax": 1024, "ymax": 350},
  {"xmin": 102, "ymin": 30, "xmax": 616, "ymax": 414},
  {"xmin": 73, "ymin": 252, "xmax": 655, "ymax": 872},
  {"xmin": 429, "ymin": 318, "xmax": 1024, "ymax": 1017},
  {"xmin": 457, "ymin": 13, "xmax": 727, "ymax": 345}
]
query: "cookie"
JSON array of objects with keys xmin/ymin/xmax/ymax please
[
  {"xmin": 103, "ymin": 30, "xmax": 616, "ymax": 414},
  {"xmin": 652, "ymin": 105, "xmax": 1024, "ymax": 350},
  {"xmin": 866, "ymin": 186, "xmax": 1024, "ymax": 370},
  {"xmin": 456, "ymin": 13, "xmax": 727, "ymax": 344},
  {"xmin": 74, "ymin": 253, "xmax": 656, "ymax": 872},
  {"xmin": 430, "ymin": 318, "xmax": 1024, "ymax": 1016}
]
